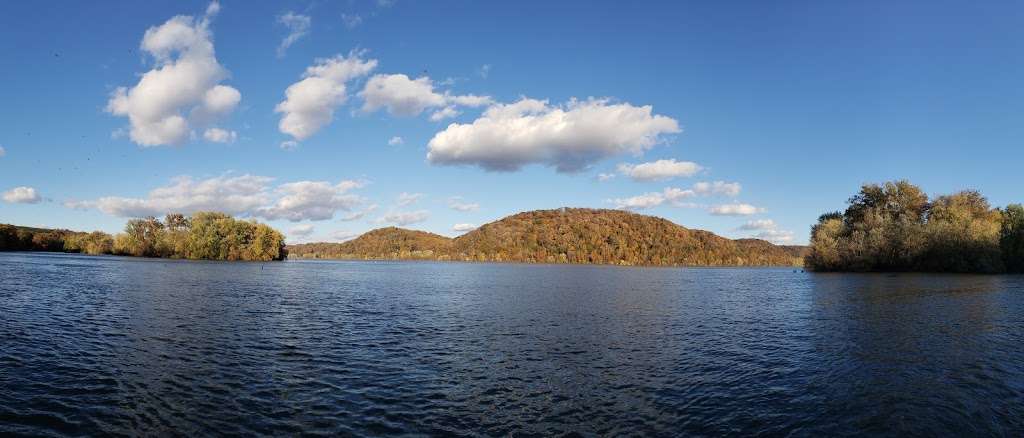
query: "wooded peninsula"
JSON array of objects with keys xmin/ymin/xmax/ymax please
[
  {"xmin": 0, "ymin": 212, "xmax": 286, "ymax": 261},
  {"xmin": 806, "ymin": 180, "xmax": 1024, "ymax": 273}
]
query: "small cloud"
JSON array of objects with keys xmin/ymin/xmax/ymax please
[
  {"xmin": 693, "ymin": 181, "xmax": 741, "ymax": 197},
  {"xmin": 340, "ymin": 204, "xmax": 378, "ymax": 221},
  {"xmin": 754, "ymin": 229, "xmax": 795, "ymax": 244},
  {"xmin": 396, "ymin": 192, "xmax": 423, "ymax": 206},
  {"xmin": 478, "ymin": 64, "xmax": 491, "ymax": 79},
  {"xmin": 709, "ymin": 203, "xmax": 764, "ymax": 216},
  {"xmin": 0, "ymin": 145, "xmax": 6, "ymax": 157},
  {"xmin": 289, "ymin": 224, "xmax": 315, "ymax": 237},
  {"xmin": 277, "ymin": 11, "xmax": 311, "ymax": 57},
  {"xmin": 63, "ymin": 199, "xmax": 96, "ymax": 210},
  {"xmin": 203, "ymin": 127, "xmax": 237, "ymax": 144},
  {"xmin": 429, "ymin": 106, "xmax": 460, "ymax": 122},
  {"xmin": 3, "ymin": 186, "xmax": 42, "ymax": 204},
  {"xmin": 608, "ymin": 192, "xmax": 665, "ymax": 211},
  {"xmin": 737, "ymin": 219, "xmax": 776, "ymax": 231},
  {"xmin": 387, "ymin": 136, "xmax": 404, "ymax": 146},
  {"xmin": 341, "ymin": 13, "xmax": 363, "ymax": 29},
  {"xmin": 596, "ymin": 173, "xmax": 616, "ymax": 182},
  {"xmin": 377, "ymin": 0, "xmax": 396, "ymax": 8},
  {"xmin": 617, "ymin": 159, "xmax": 702, "ymax": 181},
  {"xmin": 379, "ymin": 210, "xmax": 429, "ymax": 226},
  {"xmin": 733, "ymin": 218, "xmax": 793, "ymax": 244},
  {"xmin": 331, "ymin": 230, "xmax": 360, "ymax": 241},
  {"xmin": 280, "ymin": 140, "xmax": 299, "ymax": 151},
  {"xmin": 452, "ymin": 223, "xmax": 476, "ymax": 232},
  {"xmin": 448, "ymin": 196, "xmax": 479, "ymax": 212}
]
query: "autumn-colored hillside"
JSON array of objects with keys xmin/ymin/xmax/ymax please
[
  {"xmin": 287, "ymin": 208, "xmax": 804, "ymax": 267},
  {"xmin": 286, "ymin": 227, "xmax": 452, "ymax": 260}
]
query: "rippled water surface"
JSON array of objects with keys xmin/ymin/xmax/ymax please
[{"xmin": 2, "ymin": 252, "xmax": 1024, "ymax": 436}]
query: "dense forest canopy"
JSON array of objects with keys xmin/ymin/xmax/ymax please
[
  {"xmin": 1, "ymin": 212, "xmax": 286, "ymax": 261},
  {"xmin": 805, "ymin": 180, "xmax": 1024, "ymax": 273},
  {"xmin": 288, "ymin": 208, "xmax": 804, "ymax": 267}
]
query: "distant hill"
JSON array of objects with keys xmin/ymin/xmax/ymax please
[{"xmin": 288, "ymin": 208, "xmax": 804, "ymax": 267}]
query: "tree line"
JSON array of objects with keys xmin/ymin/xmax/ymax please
[
  {"xmin": 806, "ymin": 180, "xmax": 1024, "ymax": 273},
  {"xmin": 0, "ymin": 212, "xmax": 287, "ymax": 261}
]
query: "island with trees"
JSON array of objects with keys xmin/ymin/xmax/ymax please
[
  {"xmin": 0, "ymin": 212, "xmax": 287, "ymax": 261},
  {"xmin": 805, "ymin": 180, "xmax": 1024, "ymax": 273},
  {"xmin": 288, "ymin": 208, "xmax": 806, "ymax": 267}
]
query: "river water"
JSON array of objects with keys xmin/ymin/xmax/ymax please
[{"xmin": 1, "ymin": 252, "xmax": 1022, "ymax": 436}]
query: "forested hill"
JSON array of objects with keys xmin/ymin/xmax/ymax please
[{"xmin": 287, "ymin": 208, "xmax": 804, "ymax": 267}]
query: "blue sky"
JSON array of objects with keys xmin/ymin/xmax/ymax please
[{"xmin": 1, "ymin": 0, "xmax": 1022, "ymax": 245}]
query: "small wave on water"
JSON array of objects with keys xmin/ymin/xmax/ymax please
[{"xmin": 2, "ymin": 252, "xmax": 1024, "ymax": 436}]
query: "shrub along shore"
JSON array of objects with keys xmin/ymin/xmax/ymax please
[
  {"xmin": 806, "ymin": 180, "xmax": 1024, "ymax": 273},
  {"xmin": 0, "ymin": 212, "xmax": 287, "ymax": 261}
]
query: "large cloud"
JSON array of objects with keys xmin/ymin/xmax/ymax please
[
  {"xmin": 3, "ymin": 186, "xmax": 42, "ymax": 204},
  {"xmin": 617, "ymin": 159, "xmax": 701, "ymax": 181},
  {"xmin": 427, "ymin": 97, "xmax": 680, "ymax": 172},
  {"xmin": 74, "ymin": 174, "xmax": 366, "ymax": 222},
  {"xmin": 276, "ymin": 52, "xmax": 378, "ymax": 141},
  {"xmin": 359, "ymin": 73, "xmax": 492, "ymax": 120},
  {"xmin": 106, "ymin": 2, "xmax": 239, "ymax": 147}
]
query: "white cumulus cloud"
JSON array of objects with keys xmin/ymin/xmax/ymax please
[
  {"xmin": 276, "ymin": 12, "xmax": 311, "ymax": 57},
  {"xmin": 427, "ymin": 97, "xmax": 680, "ymax": 173},
  {"xmin": 106, "ymin": 2, "xmax": 239, "ymax": 147},
  {"xmin": 359, "ymin": 73, "xmax": 492, "ymax": 120},
  {"xmin": 618, "ymin": 159, "xmax": 702, "ymax": 181},
  {"xmin": 709, "ymin": 203, "xmax": 764, "ymax": 216},
  {"xmin": 276, "ymin": 51, "xmax": 378, "ymax": 141},
  {"xmin": 387, "ymin": 136, "xmax": 404, "ymax": 146},
  {"xmin": 3, "ymin": 186, "xmax": 42, "ymax": 204}
]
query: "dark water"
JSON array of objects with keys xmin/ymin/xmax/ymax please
[{"xmin": 2, "ymin": 253, "xmax": 1023, "ymax": 436}]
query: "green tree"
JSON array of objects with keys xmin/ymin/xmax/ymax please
[{"xmin": 1001, "ymin": 204, "xmax": 1024, "ymax": 273}]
